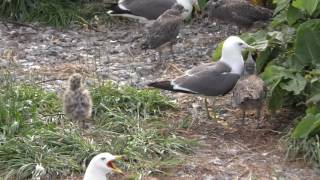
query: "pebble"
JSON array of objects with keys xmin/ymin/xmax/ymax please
[{"xmin": 0, "ymin": 19, "xmax": 238, "ymax": 92}]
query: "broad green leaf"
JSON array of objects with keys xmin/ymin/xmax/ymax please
[
  {"xmin": 274, "ymin": 0, "xmax": 291, "ymax": 15},
  {"xmin": 287, "ymin": 5, "xmax": 304, "ymax": 25},
  {"xmin": 293, "ymin": 0, "xmax": 320, "ymax": 16},
  {"xmin": 268, "ymin": 83, "xmax": 285, "ymax": 113},
  {"xmin": 294, "ymin": 19, "xmax": 320, "ymax": 66},
  {"xmin": 306, "ymin": 105, "xmax": 320, "ymax": 115},
  {"xmin": 291, "ymin": 113, "xmax": 320, "ymax": 138},
  {"xmin": 211, "ymin": 41, "xmax": 223, "ymax": 62},
  {"xmin": 256, "ymin": 47, "xmax": 277, "ymax": 73},
  {"xmin": 280, "ymin": 73, "xmax": 307, "ymax": 95},
  {"xmin": 307, "ymin": 81, "xmax": 320, "ymax": 105},
  {"xmin": 306, "ymin": 93, "xmax": 320, "ymax": 105},
  {"xmin": 262, "ymin": 65, "xmax": 290, "ymax": 83},
  {"xmin": 197, "ymin": 0, "xmax": 207, "ymax": 11}
]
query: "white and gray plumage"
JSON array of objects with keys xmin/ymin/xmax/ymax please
[
  {"xmin": 141, "ymin": 3, "xmax": 186, "ymax": 64},
  {"xmin": 83, "ymin": 153, "xmax": 123, "ymax": 180},
  {"xmin": 207, "ymin": 0, "xmax": 273, "ymax": 28},
  {"xmin": 148, "ymin": 36, "xmax": 254, "ymax": 118},
  {"xmin": 148, "ymin": 36, "xmax": 253, "ymax": 96},
  {"xmin": 107, "ymin": 0, "xmax": 198, "ymax": 22},
  {"xmin": 232, "ymin": 52, "xmax": 267, "ymax": 128},
  {"xmin": 63, "ymin": 73, "xmax": 92, "ymax": 129}
]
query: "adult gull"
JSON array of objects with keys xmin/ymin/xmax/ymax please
[
  {"xmin": 148, "ymin": 36, "xmax": 254, "ymax": 118},
  {"xmin": 83, "ymin": 153, "xmax": 124, "ymax": 180},
  {"xmin": 107, "ymin": 0, "xmax": 199, "ymax": 21}
]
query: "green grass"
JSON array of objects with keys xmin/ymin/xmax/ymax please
[
  {"xmin": 284, "ymin": 133, "xmax": 320, "ymax": 165},
  {"xmin": 0, "ymin": 73, "xmax": 194, "ymax": 179},
  {"xmin": 0, "ymin": 0, "xmax": 109, "ymax": 27}
]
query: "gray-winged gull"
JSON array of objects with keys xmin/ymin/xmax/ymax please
[
  {"xmin": 148, "ymin": 36, "xmax": 254, "ymax": 118},
  {"xmin": 83, "ymin": 153, "xmax": 123, "ymax": 180},
  {"xmin": 63, "ymin": 73, "xmax": 92, "ymax": 129},
  {"xmin": 107, "ymin": 0, "xmax": 199, "ymax": 22},
  {"xmin": 232, "ymin": 52, "xmax": 267, "ymax": 128},
  {"xmin": 207, "ymin": 0, "xmax": 273, "ymax": 28},
  {"xmin": 141, "ymin": 3, "xmax": 186, "ymax": 66}
]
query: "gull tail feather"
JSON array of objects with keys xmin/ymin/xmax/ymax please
[
  {"xmin": 148, "ymin": 81, "xmax": 196, "ymax": 94},
  {"xmin": 107, "ymin": 3, "xmax": 131, "ymax": 15}
]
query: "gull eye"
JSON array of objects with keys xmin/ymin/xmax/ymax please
[
  {"xmin": 101, "ymin": 157, "xmax": 106, "ymax": 161},
  {"xmin": 238, "ymin": 42, "xmax": 244, "ymax": 46}
]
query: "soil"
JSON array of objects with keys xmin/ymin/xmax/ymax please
[{"xmin": 1, "ymin": 14, "xmax": 320, "ymax": 180}]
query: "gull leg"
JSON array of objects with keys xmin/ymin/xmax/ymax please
[
  {"xmin": 241, "ymin": 110, "xmax": 246, "ymax": 126},
  {"xmin": 188, "ymin": 102, "xmax": 200, "ymax": 130},
  {"xmin": 83, "ymin": 119, "xmax": 86, "ymax": 129},
  {"xmin": 256, "ymin": 107, "xmax": 262, "ymax": 129},
  {"xmin": 170, "ymin": 42, "xmax": 176, "ymax": 60},
  {"xmin": 204, "ymin": 97, "xmax": 211, "ymax": 120},
  {"xmin": 210, "ymin": 97, "xmax": 217, "ymax": 119}
]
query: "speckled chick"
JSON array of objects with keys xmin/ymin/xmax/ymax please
[
  {"xmin": 207, "ymin": 0, "xmax": 273, "ymax": 28},
  {"xmin": 232, "ymin": 52, "xmax": 267, "ymax": 128},
  {"xmin": 63, "ymin": 73, "xmax": 92, "ymax": 128},
  {"xmin": 141, "ymin": 3, "xmax": 186, "ymax": 64}
]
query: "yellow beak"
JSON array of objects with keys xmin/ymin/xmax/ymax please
[{"xmin": 110, "ymin": 155, "xmax": 124, "ymax": 175}]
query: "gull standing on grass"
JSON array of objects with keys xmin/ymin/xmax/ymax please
[
  {"xmin": 141, "ymin": 3, "xmax": 187, "ymax": 67},
  {"xmin": 232, "ymin": 52, "xmax": 267, "ymax": 128},
  {"xmin": 148, "ymin": 36, "xmax": 254, "ymax": 119}
]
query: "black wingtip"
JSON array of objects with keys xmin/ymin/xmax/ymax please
[
  {"xmin": 147, "ymin": 81, "xmax": 174, "ymax": 91},
  {"xmin": 148, "ymin": 81, "xmax": 197, "ymax": 94},
  {"xmin": 107, "ymin": 3, "xmax": 132, "ymax": 15}
]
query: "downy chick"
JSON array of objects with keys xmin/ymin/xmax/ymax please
[
  {"xmin": 232, "ymin": 52, "xmax": 267, "ymax": 128},
  {"xmin": 63, "ymin": 73, "xmax": 92, "ymax": 128}
]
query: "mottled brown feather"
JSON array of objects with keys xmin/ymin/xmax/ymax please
[{"xmin": 63, "ymin": 74, "xmax": 92, "ymax": 128}]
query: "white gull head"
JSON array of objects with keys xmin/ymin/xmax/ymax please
[
  {"xmin": 220, "ymin": 36, "xmax": 253, "ymax": 74},
  {"xmin": 83, "ymin": 153, "xmax": 123, "ymax": 180},
  {"xmin": 177, "ymin": 0, "xmax": 199, "ymax": 19}
]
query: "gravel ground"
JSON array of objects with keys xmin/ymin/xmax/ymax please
[{"xmin": 1, "ymin": 17, "xmax": 319, "ymax": 180}]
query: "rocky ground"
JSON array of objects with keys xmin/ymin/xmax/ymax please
[{"xmin": 1, "ymin": 17, "xmax": 319, "ymax": 179}]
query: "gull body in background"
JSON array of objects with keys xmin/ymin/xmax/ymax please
[
  {"xmin": 148, "ymin": 36, "xmax": 254, "ymax": 119},
  {"xmin": 107, "ymin": 0, "xmax": 199, "ymax": 22},
  {"xmin": 83, "ymin": 153, "xmax": 123, "ymax": 180},
  {"xmin": 63, "ymin": 73, "xmax": 92, "ymax": 129},
  {"xmin": 207, "ymin": 0, "xmax": 273, "ymax": 28},
  {"xmin": 141, "ymin": 3, "xmax": 186, "ymax": 67},
  {"xmin": 232, "ymin": 52, "xmax": 267, "ymax": 128}
]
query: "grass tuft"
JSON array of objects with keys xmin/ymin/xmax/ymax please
[
  {"xmin": 284, "ymin": 133, "xmax": 320, "ymax": 165},
  {"xmin": 0, "ymin": 73, "xmax": 194, "ymax": 179}
]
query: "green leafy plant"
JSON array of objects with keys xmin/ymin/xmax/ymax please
[{"xmin": 238, "ymin": 0, "xmax": 320, "ymax": 165}]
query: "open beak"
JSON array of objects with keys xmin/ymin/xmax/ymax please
[{"xmin": 107, "ymin": 155, "xmax": 124, "ymax": 175}]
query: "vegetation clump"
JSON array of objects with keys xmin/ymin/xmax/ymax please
[
  {"xmin": 0, "ymin": 72, "xmax": 194, "ymax": 179},
  {"xmin": 243, "ymin": 0, "xmax": 320, "ymax": 165}
]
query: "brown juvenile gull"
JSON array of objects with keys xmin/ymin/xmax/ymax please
[
  {"xmin": 232, "ymin": 52, "xmax": 267, "ymax": 128},
  {"xmin": 141, "ymin": 3, "xmax": 186, "ymax": 66},
  {"xmin": 148, "ymin": 36, "xmax": 254, "ymax": 118},
  {"xmin": 83, "ymin": 153, "xmax": 123, "ymax": 180},
  {"xmin": 207, "ymin": 0, "xmax": 273, "ymax": 28},
  {"xmin": 63, "ymin": 73, "xmax": 92, "ymax": 129},
  {"xmin": 107, "ymin": 0, "xmax": 198, "ymax": 22}
]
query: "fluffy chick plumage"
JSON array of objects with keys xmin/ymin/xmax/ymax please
[{"xmin": 63, "ymin": 73, "xmax": 92, "ymax": 128}]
